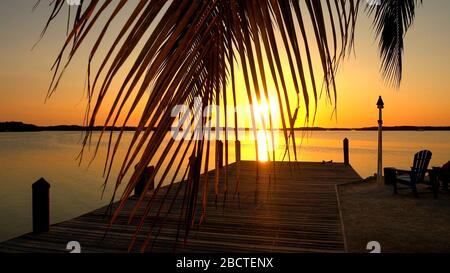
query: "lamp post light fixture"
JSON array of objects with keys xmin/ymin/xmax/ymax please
[{"xmin": 377, "ymin": 96, "xmax": 384, "ymax": 184}]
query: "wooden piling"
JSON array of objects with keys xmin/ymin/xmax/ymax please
[
  {"xmin": 235, "ymin": 140, "xmax": 241, "ymax": 163},
  {"xmin": 343, "ymin": 138, "xmax": 349, "ymax": 165},
  {"xmin": 32, "ymin": 178, "xmax": 50, "ymax": 233},
  {"xmin": 217, "ymin": 140, "xmax": 224, "ymax": 168},
  {"xmin": 134, "ymin": 166, "xmax": 155, "ymax": 197},
  {"xmin": 188, "ymin": 155, "xmax": 199, "ymax": 180}
]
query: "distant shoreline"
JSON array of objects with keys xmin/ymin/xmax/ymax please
[{"xmin": 1, "ymin": 121, "xmax": 450, "ymax": 132}]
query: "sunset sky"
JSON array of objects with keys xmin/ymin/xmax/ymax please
[{"xmin": 0, "ymin": 0, "xmax": 449, "ymax": 128}]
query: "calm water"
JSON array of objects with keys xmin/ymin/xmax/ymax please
[{"xmin": 0, "ymin": 131, "xmax": 449, "ymax": 242}]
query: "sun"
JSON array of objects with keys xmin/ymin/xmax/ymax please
[
  {"xmin": 257, "ymin": 130, "xmax": 269, "ymax": 161},
  {"xmin": 253, "ymin": 96, "xmax": 279, "ymax": 162}
]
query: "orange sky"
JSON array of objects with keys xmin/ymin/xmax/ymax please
[{"xmin": 0, "ymin": 1, "xmax": 449, "ymax": 128}]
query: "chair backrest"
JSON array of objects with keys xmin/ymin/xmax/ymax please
[{"xmin": 412, "ymin": 150, "xmax": 432, "ymax": 182}]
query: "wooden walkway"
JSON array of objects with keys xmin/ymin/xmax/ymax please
[{"xmin": 0, "ymin": 161, "xmax": 361, "ymax": 253}]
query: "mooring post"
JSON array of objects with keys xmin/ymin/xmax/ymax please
[
  {"xmin": 134, "ymin": 165, "xmax": 155, "ymax": 197},
  {"xmin": 32, "ymin": 178, "xmax": 50, "ymax": 233},
  {"xmin": 217, "ymin": 140, "xmax": 224, "ymax": 168},
  {"xmin": 235, "ymin": 140, "xmax": 241, "ymax": 163},
  {"xmin": 343, "ymin": 138, "xmax": 349, "ymax": 165},
  {"xmin": 189, "ymin": 155, "xmax": 200, "ymax": 181},
  {"xmin": 384, "ymin": 167, "xmax": 396, "ymax": 185}
]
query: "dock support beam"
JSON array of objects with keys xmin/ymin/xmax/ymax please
[
  {"xmin": 217, "ymin": 140, "xmax": 224, "ymax": 168},
  {"xmin": 343, "ymin": 138, "xmax": 349, "ymax": 165},
  {"xmin": 134, "ymin": 166, "xmax": 155, "ymax": 197},
  {"xmin": 235, "ymin": 140, "xmax": 241, "ymax": 163},
  {"xmin": 189, "ymin": 155, "xmax": 200, "ymax": 181},
  {"xmin": 32, "ymin": 178, "xmax": 50, "ymax": 233}
]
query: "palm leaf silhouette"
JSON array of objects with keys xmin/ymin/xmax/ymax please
[
  {"xmin": 367, "ymin": 0, "xmax": 422, "ymax": 86},
  {"xmin": 37, "ymin": 0, "xmax": 419, "ymax": 252}
]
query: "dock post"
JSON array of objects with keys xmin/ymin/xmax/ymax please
[
  {"xmin": 189, "ymin": 155, "xmax": 200, "ymax": 180},
  {"xmin": 32, "ymin": 178, "xmax": 50, "ymax": 233},
  {"xmin": 217, "ymin": 140, "xmax": 224, "ymax": 168},
  {"xmin": 343, "ymin": 138, "xmax": 349, "ymax": 165},
  {"xmin": 235, "ymin": 140, "xmax": 241, "ymax": 162},
  {"xmin": 134, "ymin": 166, "xmax": 155, "ymax": 197},
  {"xmin": 384, "ymin": 167, "xmax": 396, "ymax": 185}
]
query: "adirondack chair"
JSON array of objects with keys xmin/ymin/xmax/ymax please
[
  {"xmin": 438, "ymin": 161, "xmax": 450, "ymax": 191},
  {"xmin": 389, "ymin": 150, "xmax": 439, "ymax": 198}
]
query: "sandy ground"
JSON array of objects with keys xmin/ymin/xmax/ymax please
[{"xmin": 338, "ymin": 178, "xmax": 450, "ymax": 253}]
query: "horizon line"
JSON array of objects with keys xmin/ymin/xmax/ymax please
[{"xmin": 1, "ymin": 121, "xmax": 450, "ymax": 132}]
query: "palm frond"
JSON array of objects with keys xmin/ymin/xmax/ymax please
[
  {"xmin": 367, "ymin": 0, "xmax": 422, "ymax": 86},
  {"xmin": 39, "ymin": 0, "xmax": 358, "ymax": 252}
]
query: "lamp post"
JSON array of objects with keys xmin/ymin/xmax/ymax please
[{"xmin": 376, "ymin": 96, "xmax": 384, "ymax": 184}]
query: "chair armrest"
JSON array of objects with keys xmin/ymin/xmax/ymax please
[
  {"xmin": 428, "ymin": 168, "xmax": 440, "ymax": 180},
  {"xmin": 428, "ymin": 167, "xmax": 441, "ymax": 173},
  {"xmin": 395, "ymin": 168, "xmax": 412, "ymax": 175}
]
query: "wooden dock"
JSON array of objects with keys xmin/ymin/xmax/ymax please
[{"xmin": 0, "ymin": 161, "xmax": 361, "ymax": 253}]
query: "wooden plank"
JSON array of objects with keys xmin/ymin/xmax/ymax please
[{"xmin": 0, "ymin": 161, "xmax": 361, "ymax": 253}]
